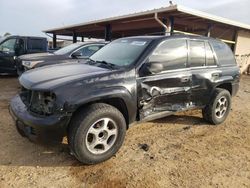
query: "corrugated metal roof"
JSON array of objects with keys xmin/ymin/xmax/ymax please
[
  {"xmin": 44, "ymin": 5, "xmax": 250, "ymax": 33},
  {"xmin": 177, "ymin": 5, "xmax": 250, "ymax": 30}
]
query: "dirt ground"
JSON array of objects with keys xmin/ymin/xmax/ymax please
[{"xmin": 0, "ymin": 75, "xmax": 249, "ymax": 188}]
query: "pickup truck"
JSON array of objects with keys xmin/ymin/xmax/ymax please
[{"xmin": 0, "ymin": 35, "xmax": 47, "ymax": 74}]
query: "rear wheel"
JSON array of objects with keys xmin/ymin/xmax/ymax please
[
  {"xmin": 202, "ymin": 88, "xmax": 231, "ymax": 125},
  {"xmin": 68, "ymin": 103, "xmax": 126, "ymax": 164}
]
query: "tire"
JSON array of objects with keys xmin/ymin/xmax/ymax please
[
  {"xmin": 68, "ymin": 103, "xmax": 127, "ymax": 164},
  {"xmin": 202, "ymin": 88, "xmax": 231, "ymax": 125}
]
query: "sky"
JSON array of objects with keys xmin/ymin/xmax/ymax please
[{"xmin": 0, "ymin": 0, "xmax": 249, "ymax": 37}]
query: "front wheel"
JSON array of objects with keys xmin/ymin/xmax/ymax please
[
  {"xmin": 68, "ymin": 103, "xmax": 127, "ymax": 164},
  {"xmin": 202, "ymin": 88, "xmax": 231, "ymax": 125}
]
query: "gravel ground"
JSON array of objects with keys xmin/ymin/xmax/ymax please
[{"xmin": 0, "ymin": 75, "xmax": 249, "ymax": 188}]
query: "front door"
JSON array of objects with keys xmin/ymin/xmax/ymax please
[
  {"xmin": 137, "ymin": 38, "xmax": 192, "ymax": 120},
  {"xmin": 0, "ymin": 38, "xmax": 17, "ymax": 73}
]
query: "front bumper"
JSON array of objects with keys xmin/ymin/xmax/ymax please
[{"xmin": 9, "ymin": 95, "xmax": 71, "ymax": 143}]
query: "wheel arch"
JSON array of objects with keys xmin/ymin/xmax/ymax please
[
  {"xmin": 75, "ymin": 98, "xmax": 130, "ymax": 128},
  {"xmin": 68, "ymin": 88, "xmax": 136, "ymax": 129},
  {"xmin": 216, "ymin": 82, "xmax": 232, "ymax": 95}
]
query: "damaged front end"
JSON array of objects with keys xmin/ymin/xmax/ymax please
[
  {"xmin": 9, "ymin": 87, "xmax": 70, "ymax": 142},
  {"xmin": 20, "ymin": 88, "xmax": 57, "ymax": 116}
]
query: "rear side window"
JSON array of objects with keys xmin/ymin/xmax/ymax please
[
  {"xmin": 205, "ymin": 42, "xmax": 216, "ymax": 66},
  {"xmin": 210, "ymin": 40, "xmax": 236, "ymax": 66},
  {"xmin": 28, "ymin": 39, "xmax": 46, "ymax": 52},
  {"xmin": 189, "ymin": 40, "xmax": 206, "ymax": 67},
  {"xmin": 149, "ymin": 39, "xmax": 187, "ymax": 71}
]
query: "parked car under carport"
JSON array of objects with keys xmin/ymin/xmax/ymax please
[{"xmin": 16, "ymin": 41, "xmax": 106, "ymax": 75}]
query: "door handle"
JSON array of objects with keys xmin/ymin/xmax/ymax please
[
  {"xmin": 212, "ymin": 73, "xmax": 220, "ymax": 78},
  {"xmin": 181, "ymin": 76, "xmax": 190, "ymax": 83}
]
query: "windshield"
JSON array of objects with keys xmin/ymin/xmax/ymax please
[
  {"xmin": 90, "ymin": 38, "xmax": 151, "ymax": 67},
  {"xmin": 54, "ymin": 43, "xmax": 84, "ymax": 55}
]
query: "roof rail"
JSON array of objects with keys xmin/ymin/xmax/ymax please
[{"xmin": 143, "ymin": 31, "xmax": 187, "ymax": 36}]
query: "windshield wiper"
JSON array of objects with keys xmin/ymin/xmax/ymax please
[
  {"xmin": 96, "ymin": 60, "xmax": 117, "ymax": 69},
  {"xmin": 87, "ymin": 58, "xmax": 96, "ymax": 64},
  {"xmin": 88, "ymin": 58, "xmax": 117, "ymax": 70}
]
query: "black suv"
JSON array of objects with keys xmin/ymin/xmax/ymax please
[
  {"xmin": 0, "ymin": 35, "xmax": 47, "ymax": 74},
  {"xmin": 10, "ymin": 35, "xmax": 240, "ymax": 164},
  {"xmin": 17, "ymin": 42, "xmax": 106, "ymax": 75}
]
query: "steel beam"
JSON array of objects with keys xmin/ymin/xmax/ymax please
[
  {"xmin": 169, "ymin": 16, "xmax": 174, "ymax": 35},
  {"xmin": 73, "ymin": 32, "xmax": 77, "ymax": 43},
  {"xmin": 53, "ymin": 34, "xmax": 57, "ymax": 49},
  {"xmin": 206, "ymin": 24, "xmax": 212, "ymax": 37},
  {"xmin": 105, "ymin": 24, "xmax": 112, "ymax": 41},
  {"xmin": 162, "ymin": 17, "xmax": 167, "ymax": 35}
]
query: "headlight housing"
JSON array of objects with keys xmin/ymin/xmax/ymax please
[
  {"xmin": 30, "ymin": 91, "xmax": 56, "ymax": 115},
  {"xmin": 22, "ymin": 60, "xmax": 44, "ymax": 69}
]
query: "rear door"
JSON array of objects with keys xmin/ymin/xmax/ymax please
[
  {"xmin": 137, "ymin": 38, "xmax": 192, "ymax": 119},
  {"xmin": 188, "ymin": 39, "xmax": 218, "ymax": 106}
]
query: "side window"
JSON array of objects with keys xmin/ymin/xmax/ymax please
[
  {"xmin": 149, "ymin": 39, "xmax": 187, "ymax": 71},
  {"xmin": 205, "ymin": 42, "xmax": 216, "ymax": 66},
  {"xmin": 0, "ymin": 38, "xmax": 17, "ymax": 53},
  {"xmin": 189, "ymin": 40, "xmax": 206, "ymax": 67},
  {"xmin": 210, "ymin": 40, "xmax": 236, "ymax": 66},
  {"xmin": 78, "ymin": 45, "xmax": 103, "ymax": 57},
  {"xmin": 16, "ymin": 38, "xmax": 25, "ymax": 55},
  {"xmin": 28, "ymin": 39, "xmax": 45, "ymax": 51}
]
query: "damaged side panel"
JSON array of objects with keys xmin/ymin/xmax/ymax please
[
  {"xmin": 53, "ymin": 69, "xmax": 138, "ymax": 124},
  {"xmin": 137, "ymin": 71, "xmax": 193, "ymax": 120}
]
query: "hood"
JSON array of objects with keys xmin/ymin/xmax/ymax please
[
  {"xmin": 19, "ymin": 62, "xmax": 109, "ymax": 90},
  {"xmin": 19, "ymin": 52, "xmax": 65, "ymax": 61}
]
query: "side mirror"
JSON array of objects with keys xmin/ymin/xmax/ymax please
[
  {"xmin": 71, "ymin": 51, "xmax": 82, "ymax": 58},
  {"xmin": 144, "ymin": 61, "xmax": 164, "ymax": 74}
]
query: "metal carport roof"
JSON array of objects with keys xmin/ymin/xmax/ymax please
[{"xmin": 44, "ymin": 5, "xmax": 250, "ymax": 45}]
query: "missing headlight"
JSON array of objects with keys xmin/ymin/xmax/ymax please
[{"xmin": 30, "ymin": 91, "xmax": 56, "ymax": 116}]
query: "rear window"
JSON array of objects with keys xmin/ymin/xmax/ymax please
[{"xmin": 210, "ymin": 40, "xmax": 236, "ymax": 66}]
